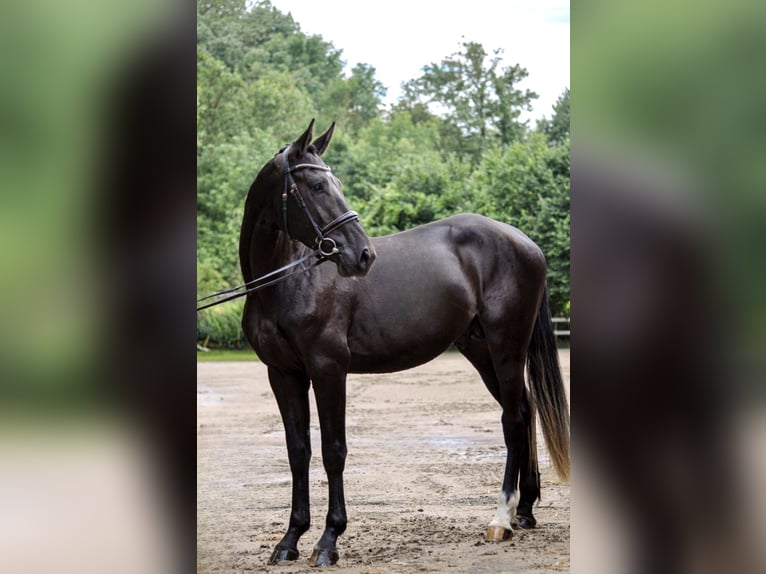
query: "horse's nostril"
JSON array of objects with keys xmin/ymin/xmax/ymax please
[{"xmin": 359, "ymin": 248, "xmax": 371, "ymax": 270}]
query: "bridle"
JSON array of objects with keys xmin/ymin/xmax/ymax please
[
  {"xmin": 278, "ymin": 147, "xmax": 359, "ymax": 258},
  {"xmin": 197, "ymin": 147, "xmax": 361, "ymax": 311}
]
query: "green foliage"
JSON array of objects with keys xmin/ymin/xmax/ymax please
[
  {"xmin": 196, "ymin": 299, "xmax": 247, "ymax": 349},
  {"xmin": 196, "ymin": 1, "xmax": 570, "ymax": 345},
  {"xmin": 472, "ymin": 135, "xmax": 570, "ymax": 313},
  {"xmin": 196, "ymin": 48, "xmax": 248, "ymax": 150},
  {"xmin": 197, "ymin": 132, "xmax": 272, "ymax": 284},
  {"xmin": 320, "ymin": 63, "xmax": 387, "ymax": 135},
  {"xmin": 197, "ymin": 260, "xmax": 247, "ymax": 349},
  {"xmin": 400, "ymin": 41, "xmax": 538, "ymax": 159},
  {"xmin": 537, "ymin": 88, "xmax": 570, "ymax": 145}
]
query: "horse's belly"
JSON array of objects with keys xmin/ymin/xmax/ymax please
[
  {"xmin": 347, "ymin": 342, "xmax": 453, "ymax": 374},
  {"xmin": 346, "ymin": 253, "xmax": 477, "ymax": 373},
  {"xmin": 346, "ymin": 306, "xmax": 472, "ymax": 374}
]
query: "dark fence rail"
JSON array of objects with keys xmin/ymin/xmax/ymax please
[{"xmin": 552, "ymin": 317, "xmax": 570, "ymax": 341}]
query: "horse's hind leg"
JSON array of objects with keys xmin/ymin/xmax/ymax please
[
  {"xmin": 486, "ymin": 343, "xmax": 528, "ymax": 542},
  {"xmin": 515, "ymin": 391, "xmax": 540, "ymax": 528},
  {"xmin": 266, "ymin": 367, "xmax": 312, "ymax": 564},
  {"xmin": 456, "ymin": 320, "xmax": 538, "ymax": 540}
]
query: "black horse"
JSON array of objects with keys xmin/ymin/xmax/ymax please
[{"xmin": 239, "ymin": 121, "xmax": 570, "ymax": 566}]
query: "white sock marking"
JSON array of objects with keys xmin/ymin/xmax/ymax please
[{"xmin": 488, "ymin": 490, "xmax": 517, "ymax": 531}]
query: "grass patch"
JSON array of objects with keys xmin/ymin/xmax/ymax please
[{"xmin": 196, "ymin": 348, "xmax": 259, "ymax": 362}]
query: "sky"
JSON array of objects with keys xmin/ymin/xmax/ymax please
[{"xmin": 267, "ymin": 0, "xmax": 569, "ymax": 122}]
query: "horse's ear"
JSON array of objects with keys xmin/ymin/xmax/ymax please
[
  {"xmin": 291, "ymin": 119, "xmax": 315, "ymax": 158},
  {"xmin": 311, "ymin": 122, "xmax": 335, "ymax": 156}
]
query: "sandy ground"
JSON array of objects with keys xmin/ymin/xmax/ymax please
[{"xmin": 198, "ymin": 350, "xmax": 570, "ymax": 573}]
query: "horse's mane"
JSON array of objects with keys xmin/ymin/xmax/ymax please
[
  {"xmin": 238, "ymin": 144, "xmax": 322, "ymax": 282},
  {"xmin": 238, "ymin": 161, "xmax": 273, "ymax": 283}
]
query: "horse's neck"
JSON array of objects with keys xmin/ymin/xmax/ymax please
[
  {"xmin": 241, "ymin": 197, "xmax": 293, "ymax": 280},
  {"xmin": 246, "ymin": 228, "xmax": 318, "ymax": 320},
  {"xmin": 249, "ymin": 228, "xmax": 299, "ymax": 275},
  {"xmin": 240, "ymin": 197, "xmax": 312, "ymax": 294}
]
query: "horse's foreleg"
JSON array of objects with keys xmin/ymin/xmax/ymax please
[
  {"xmin": 267, "ymin": 367, "xmax": 311, "ymax": 564},
  {"xmin": 310, "ymin": 374, "xmax": 348, "ymax": 567}
]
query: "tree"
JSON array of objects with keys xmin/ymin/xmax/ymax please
[
  {"xmin": 343, "ymin": 63, "xmax": 387, "ymax": 131},
  {"xmin": 472, "ymin": 134, "xmax": 570, "ymax": 315},
  {"xmin": 537, "ymin": 87, "xmax": 570, "ymax": 145},
  {"xmin": 401, "ymin": 41, "xmax": 537, "ymax": 158},
  {"xmin": 320, "ymin": 63, "xmax": 387, "ymax": 135},
  {"xmin": 196, "ymin": 48, "xmax": 249, "ymax": 151}
]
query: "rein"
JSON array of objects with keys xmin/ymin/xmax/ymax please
[
  {"xmin": 196, "ymin": 250, "xmax": 329, "ymax": 311},
  {"xmin": 197, "ymin": 148, "xmax": 359, "ymax": 312}
]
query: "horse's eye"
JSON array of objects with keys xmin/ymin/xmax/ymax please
[{"xmin": 311, "ymin": 183, "xmax": 324, "ymax": 194}]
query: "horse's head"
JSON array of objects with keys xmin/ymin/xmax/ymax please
[{"xmin": 260, "ymin": 120, "xmax": 375, "ymax": 278}]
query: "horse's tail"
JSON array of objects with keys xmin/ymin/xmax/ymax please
[{"xmin": 526, "ymin": 286, "xmax": 570, "ymax": 482}]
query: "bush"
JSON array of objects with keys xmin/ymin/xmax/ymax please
[
  {"xmin": 197, "ymin": 300, "xmax": 247, "ymax": 349},
  {"xmin": 197, "ymin": 260, "xmax": 248, "ymax": 349}
]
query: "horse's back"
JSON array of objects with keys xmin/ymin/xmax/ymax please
[
  {"xmin": 376, "ymin": 213, "xmax": 540, "ymax": 252},
  {"xmin": 369, "ymin": 214, "xmax": 546, "ymax": 291}
]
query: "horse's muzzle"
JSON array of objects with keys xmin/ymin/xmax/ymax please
[{"xmin": 337, "ymin": 243, "xmax": 376, "ymax": 278}]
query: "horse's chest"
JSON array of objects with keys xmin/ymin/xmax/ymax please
[{"xmin": 250, "ymin": 317, "xmax": 301, "ymax": 370}]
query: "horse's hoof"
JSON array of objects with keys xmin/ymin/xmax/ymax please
[
  {"xmin": 486, "ymin": 525, "xmax": 513, "ymax": 542},
  {"xmin": 309, "ymin": 546, "xmax": 339, "ymax": 567},
  {"xmin": 514, "ymin": 513, "xmax": 537, "ymax": 529},
  {"xmin": 268, "ymin": 546, "xmax": 299, "ymax": 565}
]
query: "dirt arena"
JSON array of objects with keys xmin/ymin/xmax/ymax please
[{"xmin": 198, "ymin": 350, "xmax": 570, "ymax": 573}]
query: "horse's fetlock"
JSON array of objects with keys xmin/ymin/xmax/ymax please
[{"xmin": 290, "ymin": 516, "xmax": 311, "ymax": 535}]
